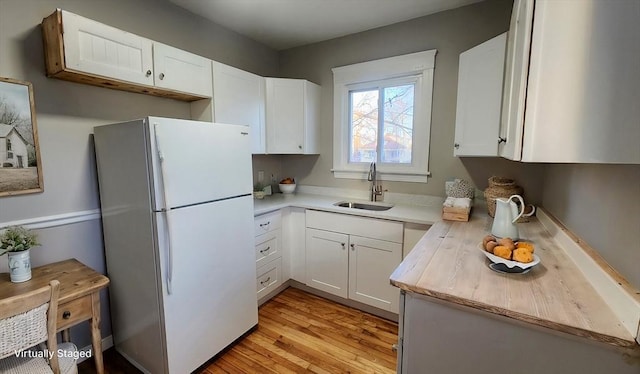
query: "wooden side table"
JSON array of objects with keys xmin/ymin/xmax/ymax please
[{"xmin": 0, "ymin": 259, "xmax": 110, "ymax": 374}]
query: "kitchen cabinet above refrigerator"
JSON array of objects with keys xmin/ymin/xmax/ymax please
[
  {"xmin": 42, "ymin": 9, "xmax": 212, "ymax": 101},
  {"xmin": 210, "ymin": 62, "xmax": 266, "ymax": 154},
  {"xmin": 499, "ymin": 0, "xmax": 640, "ymax": 163}
]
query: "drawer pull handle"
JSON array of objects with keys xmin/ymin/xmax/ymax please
[
  {"xmin": 259, "ymin": 222, "xmax": 270, "ymax": 228},
  {"xmin": 260, "ymin": 246, "xmax": 271, "ymax": 254},
  {"xmin": 62, "ymin": 311, "xmax": 71, "ymax": 319},
  {"xmin": 260, "ymin": 277, "xmax": 271, "ymax": 286}
]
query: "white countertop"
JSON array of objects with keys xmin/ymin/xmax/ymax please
[{"xmin": 253, "ymin": 192, "xmax": 444, "ymax": 225}]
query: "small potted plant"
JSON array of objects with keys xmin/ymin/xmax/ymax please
[
  {"xmin": 253, "ymin": 182, "xmax": 266, "ymax": 199},
  {"xmin": 0, "ymin": 226, "xmax": 40, "ymax": 282}
]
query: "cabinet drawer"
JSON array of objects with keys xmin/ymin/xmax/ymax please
[
  {"xmin": 256, "ymin": 258, "xmax": 281, "ymax": 299},
  {"xmin": 56, "ymin": 295, "xmax": 93, "ymax": 331},
  {"xmin": 306, "ymin": 210, "xmax": 403, "ymax": 243},
  {"xmin": 255, "ymin": 231, "xmax": 280, "ymax": 267},
  {"xmin": 254, "ymin": 211, "xmax": 282, "ymax": 236}
]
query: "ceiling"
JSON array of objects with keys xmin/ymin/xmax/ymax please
[{"xmin": 168, "ymin": 0, "xmax": 484, "ymax": 50}]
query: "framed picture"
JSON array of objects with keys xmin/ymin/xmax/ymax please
[{"xmin": 0, "ymin": 77, "xmax": 43, "ymax": 196}]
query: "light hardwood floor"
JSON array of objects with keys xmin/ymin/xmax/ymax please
[
  {"xmin": 79, "ymin": 287, "xmax": 398, "ymax": 374},
  {"xmin": 201, "ymin": 287, "xmax": 398, "ymax": 373}
]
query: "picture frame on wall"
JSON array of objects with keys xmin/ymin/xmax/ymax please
[{"xmin": 0, "ymin": 77, "xmax": 44, "ymax": 196}]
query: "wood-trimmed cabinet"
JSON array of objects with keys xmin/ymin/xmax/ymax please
[
  {"xmin": 42, "ymin": 9, "xmax": 212, "ymax": 101},
  {"xmin": 305, "ymin": 210, "xmax": 403, "ymax": 313},
  {"xmin": 266, "ymin": 78, "xmax": 320, "ymax": 154}
]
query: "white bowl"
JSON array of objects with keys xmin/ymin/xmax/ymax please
[{"xmin": 279, "ymin": 183, "xmax": 296, "ymax": 194}]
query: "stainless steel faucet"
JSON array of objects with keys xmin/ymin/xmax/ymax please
[{"xmin": 367, "ymin": 162, "xmax": 383, "ymax": 202}]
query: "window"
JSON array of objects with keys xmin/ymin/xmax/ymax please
[
  {"xmin": 6, "ymin": 139, "xmax": 11, "ymax": 151},
  {"xmin": 7, "ymin": 152, "xmax": 13, "ymax": 159},
  {"xmin": 332, "ymin": 50, "xmax": 436, "ymax": 183},
  {"xmin": 349, "ymin": 78, "xmax": 416, "ymax": 165}
]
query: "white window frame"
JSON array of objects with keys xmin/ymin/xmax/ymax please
[{"xmin": 332, "ymin": 50, "xmax": 436, "ymax": 183}]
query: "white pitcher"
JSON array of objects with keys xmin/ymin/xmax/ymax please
[{"xmin": 491, "ymin": 195, "xmax": 534, "ymax": 240}]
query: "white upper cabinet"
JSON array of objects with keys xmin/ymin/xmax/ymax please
[
  {"xmin": 500, "ymin": 0, "xmax": 640, "ymax": 163},
  {"xmin": 266, "ymin": 78, "xmax": 320, "ymax": 154},
  {"xmin": 499, "ymin": 0, "xmax": 534, "ymax": 161},
  {"xmin": 61, "ymin": 10, "xmax": 154, "ymax": 86},
  {"xmin": 212, "ymin": 62, "xmax": 266, "ymax": 154},
  {"xmin": 152, "ymin": 43, "xmax": 212, "ymax": 98},
  {"xmin": 454, "ymin": 33, "xmax": 507, "ymax": 157},
  {"xmin": 42, "ymin": 9, "xmax": 212, "ymax": 101}
]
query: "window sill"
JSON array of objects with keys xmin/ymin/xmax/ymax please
[{"xmin": 331, "ymin": 169, "xmax": 430, "ymax": 183}]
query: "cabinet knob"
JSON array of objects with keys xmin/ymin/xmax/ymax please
[
  {"xmin": 350, "ymin": 243, "xmax": 355, "ymax": 251},
  {"xmin": 454, "ymin": 143, "xmax": 460, "ymax": 149},
  {"xmin": 341, "ymin": 243, "xmax": 346, "ymax": 249},
  {"xmin": 62, "ymin": 311, "xmax": 71, "ymax": 319},
  {"xmin": 159, "ymin": 73, "xmax": 165, "ymax": 80},
  {"xmin": 498, "ymin": 137, "xmax": 507, "ymax": 144},
  {"xmin": 298, "ymin": 145, "xmax": 302, "ymax": 149},
  {"xmin": 145, "ymin": 70, "xmax": 152, "ymax": 77}
]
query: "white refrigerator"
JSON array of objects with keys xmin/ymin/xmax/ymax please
[{"xmin": 94, "ymin": 117, "xmax": 258, "ymax": 373}]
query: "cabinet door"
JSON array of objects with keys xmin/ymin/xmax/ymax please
[
  {"xmin": 348, "ymin": 236, "xmax": 402, "ymax": 313},
  {"xmin": 213, "ymin": 62, "xmax": 266, "ymax": 154},
  {"xmin": 498, "ymin": 0, "xmax": 534, "ymax": 161},
  {"xmin": 255, "ymin": 230, "xmax": 280, "ymax": 269},
  {"xmin": 266, "ymin": 78, "xmax": 305, "ymax": 154},
  {"xmin": 521, "ymin": 0, "xmax": 640, "ymax": 163},
  {"xmin": 153, "ymin": 43, "xmax": 212, "ymax": 97},
  {"xmin": 305, "ymin": 228, "xmax": 348, "ymax": 298},
  {"xmin": 454, "ymin": 33, "xmax": 506, "ymax": 157},
  {"xmin": 61, "ymin": 10, "xmax": 154, "ymax": 86},
  {"xmin": 303, "ymin": 81, "xmax": 321, "ymax": 154}
]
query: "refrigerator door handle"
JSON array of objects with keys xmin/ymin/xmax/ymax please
[{"xmin": 154, "ymin": 124, "xmax": 174, "ymax": 295}]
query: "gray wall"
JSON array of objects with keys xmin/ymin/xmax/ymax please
[
  {"xmin": 542, "ymin": 164, "xmax": 640, "ymax": 289},
  {"xmin": 0, "ymin": 0, "xmax": 278, "ymax": 349},
  {"xmin": 274, "ymin": 0, "xmax": 545, "ymax": 203}
]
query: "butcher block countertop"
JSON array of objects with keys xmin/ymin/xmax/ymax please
[{"xmin": 390, "ymin": 210, "xmax": 639, "ymax": 350}]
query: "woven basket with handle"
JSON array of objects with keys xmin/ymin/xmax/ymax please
[{"xmin": 483, "ymin": 176, "xmax": 524, "ymax": 217}]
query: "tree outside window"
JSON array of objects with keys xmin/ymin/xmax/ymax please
[{"xmin": 349, "ymin": 83, "xmax": 414, "ymax": 164}]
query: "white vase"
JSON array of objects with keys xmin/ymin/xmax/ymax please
[{"xmin": 8, "ymin": 249, "xmax": 31, "ymax": 283}]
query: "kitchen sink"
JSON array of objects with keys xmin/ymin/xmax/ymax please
[{"xmin": 333, "ymin": 201, "xmax": 394, "ymax": 211}]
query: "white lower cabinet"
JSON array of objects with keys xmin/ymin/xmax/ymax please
[
  {"xmin": 256, "ymin": 257, "xmax": 281, "ymax": 300},
  {"xmin": 348, "ymin": 235, "xmax": 401, "ymax": 312},
  {"xmin": 305, "ymin": 210, "xmax": 403, "ymax": 313},
  {"xmin": 305, "ymin": 229, "xmax": 349, "ymax": 298},
  {"xmin": 255, "ymin": 230, "xmax": 280, "ymax": 268},
  {"xmin": 254, "ymin": 211, "xmax": 283, "ymax": 301}
]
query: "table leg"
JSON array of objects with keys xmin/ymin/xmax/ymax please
[
  {"xmin": 90, "ymin": 292, "xmax": 104, "ymax": 374},
  {"xmin": 61, "ymin": 329, "xmax": 71, "ymax": 342}
]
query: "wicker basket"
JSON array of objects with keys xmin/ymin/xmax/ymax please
[{"xmin": 484, "ymin": 176, "xmax": 524, "ymax": 217}]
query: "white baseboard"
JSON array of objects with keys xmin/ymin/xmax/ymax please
[{"xmin": 76, "ymin": 335, "xmax": 114, "ymax": 364}]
